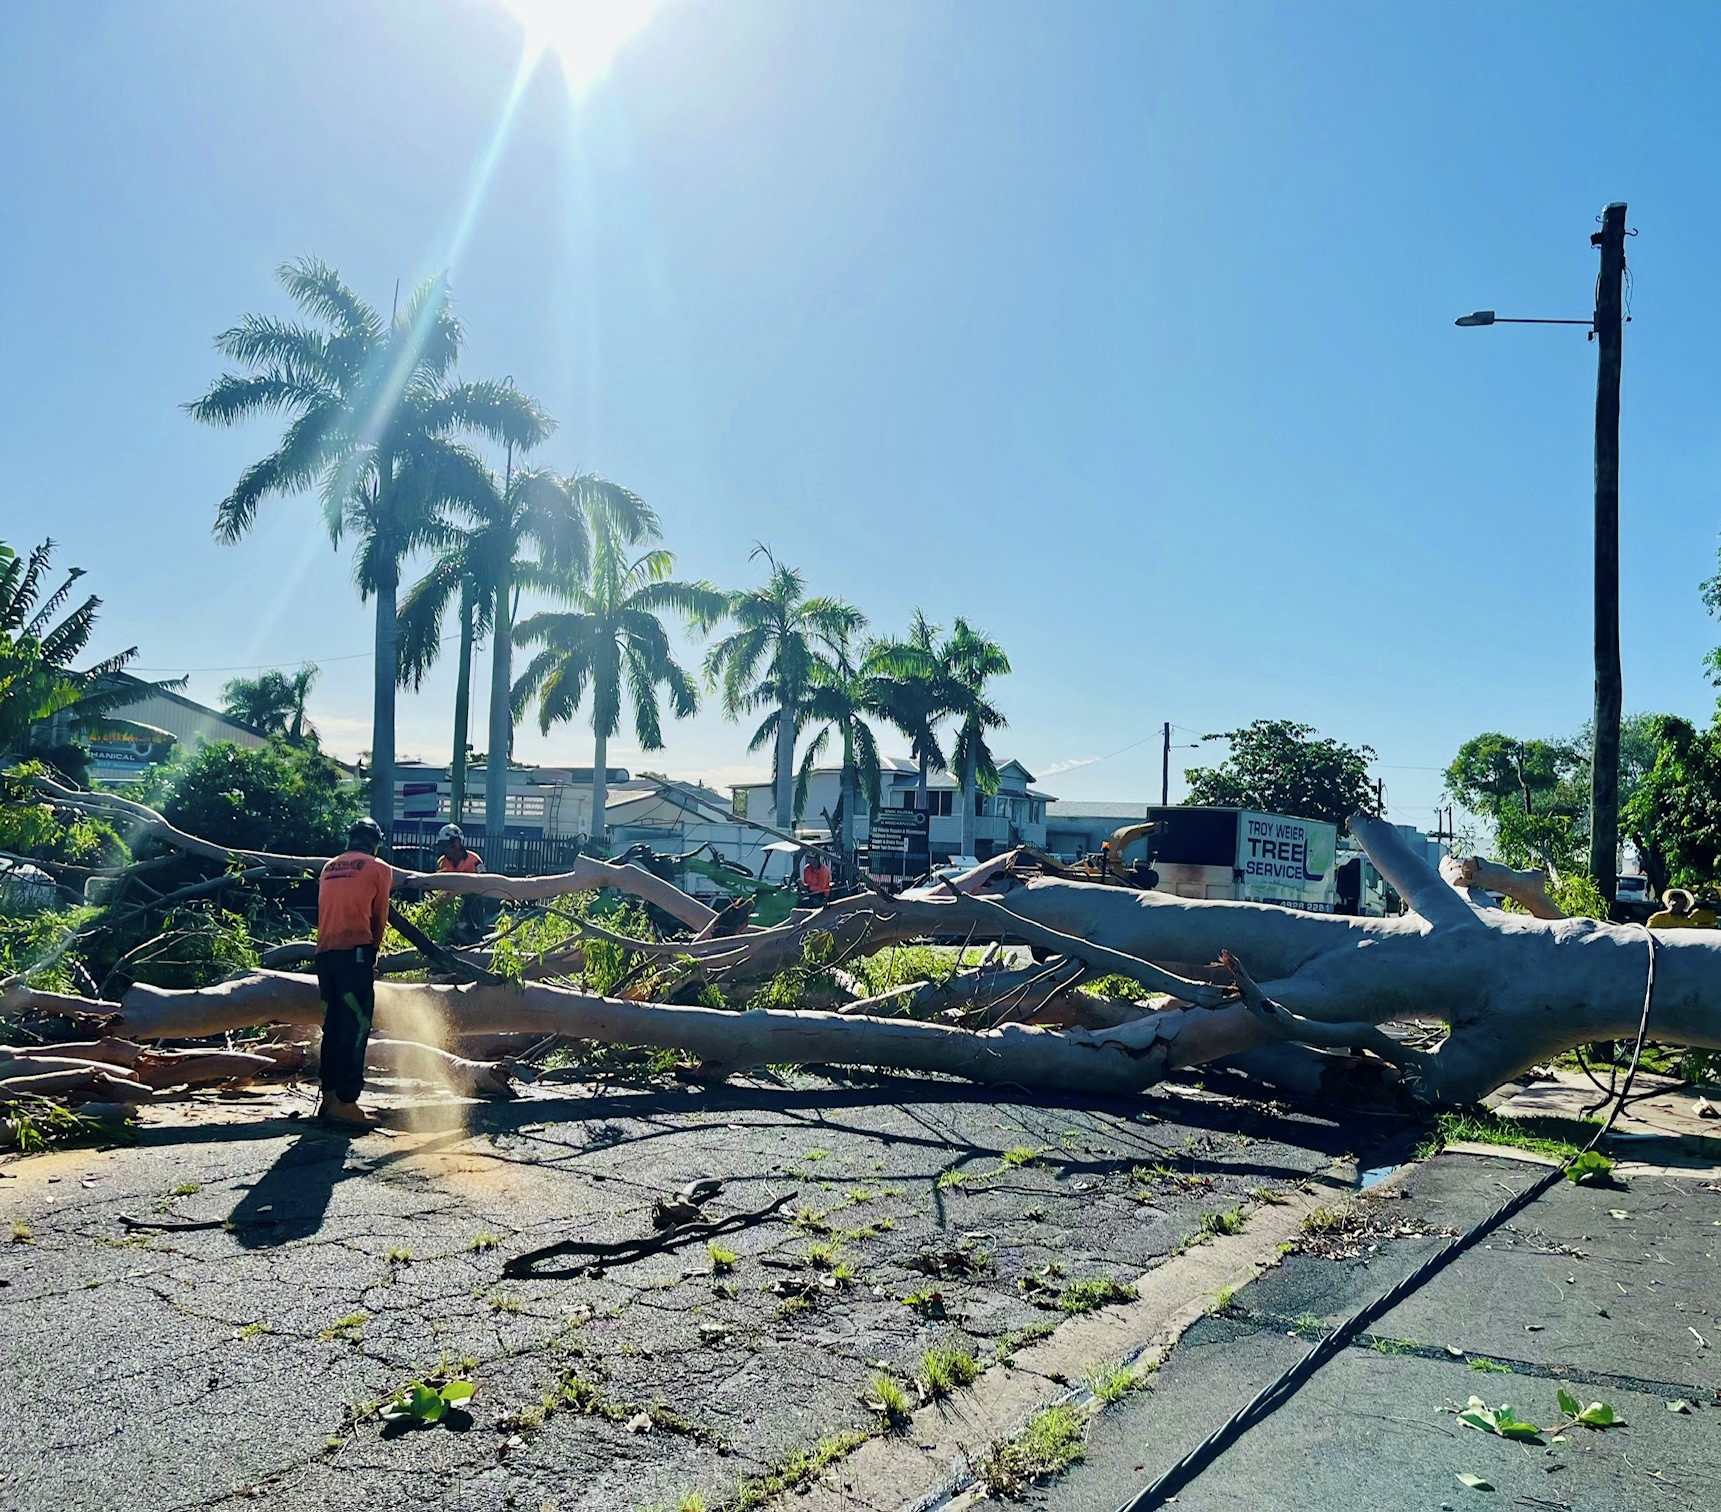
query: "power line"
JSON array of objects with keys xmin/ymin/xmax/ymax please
[{"xmin": 131, "ymin": 630, "xmax": 459, "ymax": 675}]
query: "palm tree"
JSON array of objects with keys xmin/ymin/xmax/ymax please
[
  {"xmin": 0, "ymin": 539, "xmax": 139, "ymax": 758},
  {"xmin": 399, "ymin": 464, "xmax": 635, "ymax": 833},
  {"xmin": 794, "ymin": 646, "xmax": 884, "ymax": 870},
  {"xmin": 945, "ymin": 618, "xmax": 1011, "ymax": 857},
  {"xmin": 187, "ymin": 257, "xmax": 552, "ymax": 822},
  {"xmin": 705, "ymin": 546, "xmax": 865, "ymax": 829},
  {"xmin": 512, "ymin": 507, "xmax": 723, "ymax": 844},
  {"xmin": 220, "ymin": 665, "xmax": 320, "ymax": 743},
  {"xmin": 867, "ymin": 610, "xmax": 952, "ymax": 805}
]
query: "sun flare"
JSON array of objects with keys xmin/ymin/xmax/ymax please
[{"xmin": 493, "ymin": 0, "xmax": 658, "ymax": 95}]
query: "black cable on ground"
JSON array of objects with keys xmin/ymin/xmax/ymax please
[{"xmin": 1115, "ymin": 930, "xmax": 1659, "ymax": 1512}]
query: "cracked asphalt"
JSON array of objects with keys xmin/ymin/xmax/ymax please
[
  {"xmin": 0, "ymin": 1069, "xmax": 1363, "ymax": 1512},
  {"xmin": 1038, "ymin": 1149, "xmax": 1721, "ymax": 1511}
]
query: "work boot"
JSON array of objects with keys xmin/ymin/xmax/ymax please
[{"xmin": 315, "ymin": 1094, "xmax": 371, "ymax": 1132}]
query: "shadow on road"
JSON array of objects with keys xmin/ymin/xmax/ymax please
[{"xmin": 226, "ymin": 1128, "xmax": 348, "ymax": 1247}]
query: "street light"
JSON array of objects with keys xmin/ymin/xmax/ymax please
[
  {"xmin": 1455, "ymin": 202, "xmax": 1630, "ymax": 912},
  {"xmin": 1454, "ymin": 310, "xmax": 1594, "ymax": 327}
]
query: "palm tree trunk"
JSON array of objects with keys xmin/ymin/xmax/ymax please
[
  {"xmin": 775, "ymin": 699, "xmax": 796, "ymax": 830},
  {"xmin": 839, "ymin": 726, "xmax": 857, "ymax": 875},
  {"xmin": 485, "ymin": 566, "xmax": 513, "ymax": 856},
  {"xmin": 450, "ymin": 580, "xmax": 475, "ymax": 823},
  {"xmin": 591, "ymin": 725, "xmax": 609, "ymax": 849},
  {"xmin": 917, "ymin": 744, "xmax": 930, "ymax": 804},
  {"xmin": 959, "ymin": 748, "xmax": 977, "ymax": 857},
  {"xmin": 370, "ymin": 570, "xmax": 398, "ymax": 830}
]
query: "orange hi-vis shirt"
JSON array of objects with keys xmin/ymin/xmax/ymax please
[
  {"xmin": 803, "ymin": 861, "xmax": 832, "ymax": 895},
  {"xmin": 437, "ymin": 850, "xmax": 482, "ymax": 873},
  {"xmin": 317, "ymin": 851, "xmax": 393, "ymax": 952}
]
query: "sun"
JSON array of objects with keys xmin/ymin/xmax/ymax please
[{"xmin": 492, "ymin": 0, "xmax": 658, "ymax": 96}]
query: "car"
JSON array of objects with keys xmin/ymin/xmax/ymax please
[{"xmin": 1617, "ymin": 875, "xmax": 1651, "ymax": 903}]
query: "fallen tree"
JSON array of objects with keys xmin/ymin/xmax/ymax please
[
  {"xmin": 22, "ymin": 772, "xmax": 717, "ymax": 931},
  {"xmin": 6, "ymin": 815, "xmax": 1718, "ymax": 1108}
]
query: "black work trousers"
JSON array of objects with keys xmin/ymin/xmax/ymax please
[{"xmin": 315, "ymin": 947, "xmax": 375, "ymax": 1103}]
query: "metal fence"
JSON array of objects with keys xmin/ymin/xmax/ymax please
[{"xmin": 388, "ymin": 825, "xmax": 590, "ymax": 877}]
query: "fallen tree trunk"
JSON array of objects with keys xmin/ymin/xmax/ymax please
[{"xmin": 8, "ymin": 815, "xmax": 1720, "ymax": 1107}]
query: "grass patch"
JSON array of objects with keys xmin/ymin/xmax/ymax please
[
  {"xmin": 707, "ymin": 1241, "xmax": 737, "ymax": 1273},
  {"xmin": 1210, "ymin": 1284, "xmax": 1237, "ymax": 1314},
  {"xmin": 318, "ymin": 1312, "xmax": 369, "ymax": 1342},
  {"xmin": 863, "ymin": 1371, "xmax": 912, "ymax": 1428},
  {"xmin": 902, "ymin": 1288, "xmax": 946, "ymax": 1317},
  {"xmin": 486, "ymin": 1294, "xmax": 522, "ymax": 1314},
  {"xmin": 468, "ymin": 1231, "xmax": 500, "ymax": 1253},
  {"xmin": 386, "ymin": 1247, "xmax": 413, "ymax": 1265},
  {"xmin": 170, "ymin": 1181, "xmax": 203, "ymax": 1197},
  {"xmin": 1468, "ymin": 1356, "xmax": 1512, "ymax": 1374},
  {"xmin": 10, "ymin": 1221, "xmax": 34, "ymax": 1244},
  {"xmin": 995, "ymin": 1318, "xmax": 1059, "ymax": 1362},
  {"xmin": 1002, "ymin": 1145, "xmax": 1042, "ymax": 1168},
  {"xmin": 1197, "ymin": 1208, "xmax": 1246, "ymax": 1240},
  {"xmin": 978, "ymin": 1404, "xmax": 1087, "ymax": 1495},
  {"xmin": 918, "ymin": 1345, "xmax": 981, "ymax": 1400},
  {"xmin": 733, "ymin": 1429, "xmax": 872, "ymax": 1507},
  {"xmin": 1369, "ymin": 1335, "xmax": 1420, "ymax": 1355},
  {"xmin": 1059, "ymin": 1276, "xmax": 1136, "ymax": 1314},
  {"xmin": 235, "ymin": 1322, "xmax": 271, "ymax": 1339},
  {"xmin": 1085, "ymin": 1359, "xmax": 1146, "ymax": 1404},
  {"xmin": 1415, "ymin": 1110, "xmax": 1598, "ymax": 1162}
]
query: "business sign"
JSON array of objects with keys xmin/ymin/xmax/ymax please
[
  {"xmin": 870, "ymin": 807, "xmax": 930, "ymax": 877},
  {"xmin": 1235, "ymin": 811, "xmax": 1337, "ymax": 912}
]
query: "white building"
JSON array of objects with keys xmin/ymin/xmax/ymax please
[{"xmin": 731, "ymin": 756, "xmax": 1053, "ymax": 865}]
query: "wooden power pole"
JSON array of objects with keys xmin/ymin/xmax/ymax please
[{"xmin": 1589, "ymin": 202, "xmax": 1627, "ymax": 910}]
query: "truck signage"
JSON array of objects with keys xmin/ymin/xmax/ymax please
[{"xmin": 1236, "ymin": 811, "xmax": 1337, "ymax": 912}]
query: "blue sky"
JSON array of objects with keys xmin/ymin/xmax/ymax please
[{"xmin": 5, "ymin": 0, "xmax": 1720, "ymax": 830}]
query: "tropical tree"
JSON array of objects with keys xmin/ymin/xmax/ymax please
[
  {"xmin": 0, "ymin": 539, "xmax": 139, "ymax": 759},
  {"xmin": 511, "ymin": 507, "xmax": 723, "ymax": 844},
  {"xmin": 866, "ymin": 611, "xmax": 952, "ymax": 804},
  {"xmin": 398, "ymin": 465, "xmax": 634, "ymax": 830},
  {"xmin": 186, "ymin": 256, "xmax": 552, "ymax": 822},
  {"xmin": 220, "ymin": 665, "xmax": 319, "ymax": 743},
  {"xmin": 943, "ymin": 619, "xmax": 1012, "ymax": 858},
  {"xmin": 1188, "ymin": 719, "xmax": 1382, "ymax": 829},
  {"xmin": 705, "ymin": 546, "xmax": 865, "ymax": 829},
  {"xmin": 1445, "ymin": 732, "xmax": 1587, "ymax": 871},
  {"xmin": 795, "ymin": 646, "xmax": 885, "ymax": 868}
]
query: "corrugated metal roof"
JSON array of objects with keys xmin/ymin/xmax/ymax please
[{"xmin": 1045, "ymin": 800, "xmax": 1152, "ymax": 819}]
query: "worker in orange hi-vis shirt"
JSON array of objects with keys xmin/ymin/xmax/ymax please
[
  {"xmin": 314, "ymin": 817, "xmax": 393, "ymax": 1131},
  {"xmin": 436, "ymin": 823, "xmax": 482, "ymax": 873}
]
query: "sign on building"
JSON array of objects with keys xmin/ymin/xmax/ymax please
[
  {"xmin": 1235, "ymin": 811, "xmax": 1337, "ymax": 912},
  {"xmin": 869, "ymin": 807, "xmax": 930, "ymax": 879}
]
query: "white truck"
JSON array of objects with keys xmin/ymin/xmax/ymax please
[{"xmin": 1137, "ymin": 806, "xmax": 1340, "ymax": 914}]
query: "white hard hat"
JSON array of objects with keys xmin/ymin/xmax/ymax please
[{"xmin": 437, "ymin": 824, "xmax": 464, "ymax": 843}]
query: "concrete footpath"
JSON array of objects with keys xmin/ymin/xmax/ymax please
[{"xmin": 1033, "ymin": 1099, "xmax": 1721, "ymax": 1511}]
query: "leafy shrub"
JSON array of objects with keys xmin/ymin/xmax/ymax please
[{"xmin": 129, "ymin": 738, "xmax": 359, "ymax": 856}]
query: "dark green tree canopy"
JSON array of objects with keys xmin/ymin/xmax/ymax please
[
  {"xmin": 1622, "ymin": 715, "xmax": 1721, "ymax": 891},
  {"xmin": 129, "ymin": 739, "xmax": 360, "ymax": 857},
  {"xmin": 1185, "ymin": 719, "xmax": 1380, "ymax": 827}
]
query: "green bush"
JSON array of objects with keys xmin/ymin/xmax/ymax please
[
  {"xmin": 0, "ymin": 764, "xmax": 129, "ymax": 869},
  {"xmin": 128, "ymin": 738, "xmax": 360, "ymax": 856}
]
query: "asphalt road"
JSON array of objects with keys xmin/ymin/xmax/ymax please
[{"xmin": 0, "ymin": 1069, "xmax": 1357, "ymax": 1512}]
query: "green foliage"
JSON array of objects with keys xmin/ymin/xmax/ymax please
[
  {"xmin": 1058, "ymin": 1276, "xmax": 1136, "ymax": 1314},
  {"xmin": 846, "ymin": 944, "xmax": 991, "ymax": 997},
  {"xmin": 0, "ymin": 540, "xmax": 141, "ymax": 758},
  {"xmin": 129, "ymin": 738, "xmax": 359, "ymax": 856},
  {"xmin": 0, "ymin": 905, "xmax": 96, "ymax": 992},
  {"xmin": 1446, "ymin": 732, "xmax": 1588, "ymax": 872},
  {"xmin": 378, "ymin": 1378, "xmax": 475, "ymax": 1429},
  {"xmin": 1566, "ymin": 1150, "xmax": 1616, "ymax": 1186},
  {"xmin": 917, "ymin": 1345, "xmax": 980, "ymax": 1399},
  {"xmin": 1547, "ymin": 871, "xmax": 1608, "ymax": 920},
  {"xmin": 1185, "ymin": 719, "xmax": 1380, "ymax": 828},
  {"xmin": 220, "ymin": 666, "xmax": 319, "ymax": 743},
  {"xmin": 863, "ymin": 1371, "xmax": 911, "ymax": 1428},
  {"xmin": 1556, "ymin": 1386, "xmax": 1622, "ymax": 1428},
  {"xmin": 977, "ymin": 1404, "xmax": 1086, "ymax": 1494},
  {"xmin": 2, "ymin": 1098, "xmax": 117, "ymax": 1152},
  {"xmin": 1458, "ymin": 1394, "xmax": 1541, "ymax": 1441},
  {"xmin": 1622, "ymin": 713, "xmax": 1721, "ymax": 890},
  {"xmin": 0, "ymin": 765, "xmax": 129, "ymax": 869}
]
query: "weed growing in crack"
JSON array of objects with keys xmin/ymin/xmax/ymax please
[
  {"xmin": 486, "ymin": 1294, "xmax": 522, "ymax": 1314},
  {"xmin": 864, "ymin": 1372, "xmax": 912, "ymax": 1429},
  {"xmin": 386, "ymin": 1247, "xmax": 413, "ymax": 1265},
  {"xmin": 994, "ymin": 1319, "xmax": 1058, "ymax": 1363},
  {"xmin": 10, "ymin": 1221, "xmax": 34, "ymax": 1244},
  {"xmin": 317, "ymin": 1312, "xmax": 369, "ymax": 1343},
  {"xmin": 977, "ymin": 1404, "xmax": 1086, "ymax": 1494},
  {"xmin": 1058, "ymin": 1277, "xmax": 1135, "ymax": 1314},
  {"xmin": 731, "ymin": 1430, "xmax": 871, "ymax": 1508},
  {"xmin": 1086, "ymin": 1360, "xmax": 1143, "ymax": 1404},
  {"xmin": 171, "ymin": 1182, "xmax": 203, "ymax": 1197},
  {"xmin": 1197, "ymin": 1208, "xmax": 1246, "ymax": 1241},
  {"xmin": 1209, "ymin": 1284, "xmax": 1237, "ymax": 1314},
  {"xmin": 469, "ymin": 1231, "xmax": 500, "ymax": 1253},
  {"xmin": 918, "ymin": 1345, "xmax": 980, "ymax": 1400},
  {"xmin": 707, "ymin": 1241, "xmax": 737, "ymax": 1273}
]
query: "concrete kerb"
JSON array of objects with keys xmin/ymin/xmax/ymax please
[{"xmin": 789, "ymin": 1154, "xmax": 1381, "ymax": 1512}]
